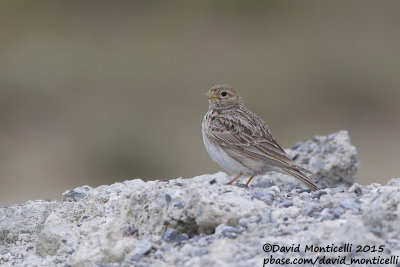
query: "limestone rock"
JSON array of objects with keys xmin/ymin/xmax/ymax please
[{"xmin": 3, "ymin": 131, "xmax": 397, "ymax": 267}]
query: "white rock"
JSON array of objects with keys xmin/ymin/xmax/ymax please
[{"xmin": 2, "ymin": 131, "xmax": 399, "ymax": 266}]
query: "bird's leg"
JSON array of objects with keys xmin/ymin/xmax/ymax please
[
  {"xmin": 225, "ymin": 173, "xmax": 243, "ymax": 185},
  {"xmin": 245, "ymin": 174, "xmax": 256, "ymax": 185}
]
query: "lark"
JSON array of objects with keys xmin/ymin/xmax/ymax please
[{"xmin": 202, "ymin": 85, "xmax": 318, "ymax": 191}]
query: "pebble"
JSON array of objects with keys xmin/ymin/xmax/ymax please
[
  {"xmin": 124, "ymin": 235, "xmax": 153, "ymax": 262},
  {"xmin": 161, "ymin": 228, "xmax": 188, "ymax": 244},
  {"xmin": 220, "ymin": 226, "xmax": 241, "ymax": 239}
]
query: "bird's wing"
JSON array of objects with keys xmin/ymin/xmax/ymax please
[{"xmin": 206, "ymin": 108, "xmax": 294, "ymax": 169}]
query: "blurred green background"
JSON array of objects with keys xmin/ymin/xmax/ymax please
[{"xmin": 1, "ymin": 1, "xmax": 399, "ymax": 204}]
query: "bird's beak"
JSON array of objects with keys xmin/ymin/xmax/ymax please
[{"xmin": 203, "ymin": 91, "xmax": 217, "ymax": 100}]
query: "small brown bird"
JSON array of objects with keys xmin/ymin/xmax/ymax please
[{"xmin": 202, "ymin": 85, "xmax": 318, "ymax": 191}]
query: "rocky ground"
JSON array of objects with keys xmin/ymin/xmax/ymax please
[{"xmin": 1, "ymin": 130, "xmax": 400, "ymax": 266}]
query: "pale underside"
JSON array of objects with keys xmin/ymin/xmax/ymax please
[{"xmin": 202, "ymin": 134, "xmax": 282, "ymax": 176}]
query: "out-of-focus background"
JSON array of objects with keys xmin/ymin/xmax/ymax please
[{"xmin": 1, "ymin": 1, "xmax": 399, "ymax": 204}]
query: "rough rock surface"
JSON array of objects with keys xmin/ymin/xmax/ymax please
[{"xmin": 1, "ymin": 130, "xmax": 399, "ymax": 266}]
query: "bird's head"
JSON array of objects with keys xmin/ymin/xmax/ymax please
[{"xmin": 203, "ymin": 84, "xmax": 243, "ymax": 109}]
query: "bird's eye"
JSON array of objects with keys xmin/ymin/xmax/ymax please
[{"xmin": 221, "ymin": 91, "xmax": 227, "ymax": 97}]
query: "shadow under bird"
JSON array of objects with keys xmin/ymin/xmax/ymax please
[{"xmin": 202, "ymin": 84, "xmax": 318, "ymax": 191}]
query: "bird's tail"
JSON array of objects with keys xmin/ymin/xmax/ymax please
[{"xmin": 283, "ymin": 166, "xmax": 318, "ymax": 191}]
